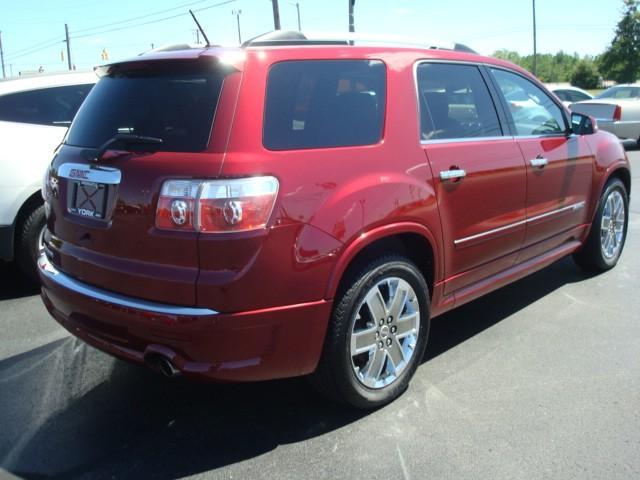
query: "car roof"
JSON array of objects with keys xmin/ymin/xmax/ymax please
[
  {"xmin": 0, "ymin": 70, "xmax": 98, "ymax": 96},
  {"xmin": 551, "ymin": 86, "xmax": 586, "ymax": 92},
  {"xmin": 607, "ymin": 84, "xmax": 640, "ymax": 88},
  {"xmin": 104, "ymin": 36, "xmax": 532, "ymax": 81}
]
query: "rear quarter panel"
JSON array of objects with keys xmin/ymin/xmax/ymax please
[{"xmin": 208, "ymin": 48, "xmax": 444, "ymax": 309}]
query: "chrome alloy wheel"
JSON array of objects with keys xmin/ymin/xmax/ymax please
[
  {"xmin": 350, "ymin": 277, "xmax": 420, "ymax": 389},
  {"xmin": 37, "ymin": 225, "xmax": 46, "ymax": 253},
  {"xmin": 600, "ymin": 190, "xmax": 625, "ymax": 260}
]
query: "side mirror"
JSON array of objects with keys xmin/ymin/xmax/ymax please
[{"xmin": 571, "ymin": 112, "xmax": 596, "ymax": 135}]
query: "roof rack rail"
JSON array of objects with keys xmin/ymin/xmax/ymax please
[
  {"xmin": 241, "ymin": 31, "xmax": 477, "ymax": 54},
  {"xmin": 242, "ymin": 31, "xmax": 348, "ymax": 48}
]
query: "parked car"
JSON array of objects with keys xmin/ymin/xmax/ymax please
[
  {"xmin": 570, "ymin": 84, "xmax": 640, "ymax": 144},
  {"xmin": 548, "ymin": 85, "xmax": 593, "ymax": 107},
  {"xmin": 0, "ymin": 71, "xmax": 96, "ymax": 280},
  {"xmin": 38, "ymin": 32, "xmax": 631, "ymax": 409}
]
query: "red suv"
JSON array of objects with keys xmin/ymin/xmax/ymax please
[{"xmin": 39, "ymin": 32, "xmax": 631, "ymax": 408}]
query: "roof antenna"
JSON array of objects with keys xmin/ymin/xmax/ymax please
[{"xmin": 189, "ymin": 9, "xmax": 211, "ymax": 47}]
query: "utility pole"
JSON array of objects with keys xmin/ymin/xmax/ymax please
[
  {"xmin": 232, "ymin": 10, "xmax": 242, "ymax": 44},
  {"xmin": 349, "ymin": 0, "xmax": 355, "ymax": 33},
  {"xmin": 0, "ymin": 31, "xmax": 6, "ymax": 79},
  {"xmin": 271, "ymin": 0, "xmax": 281, "ymax": 30},
  {"xmin": 532, "ymin": 0, "xmax": 537, "ymax": 76},
  {"xmin": 293, "ymin": 2, "xmax": 301, "ymax": 30},
  {"xmin": 64, "ymin": 23, "xmax": 72, "ymax": 71}
]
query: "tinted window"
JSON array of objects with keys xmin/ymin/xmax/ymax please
[
  {"xmin": 416, "ymin": 63, "xmax": 502, "ymax": 140},
  {"xmin": 597, "ymin": 86, "xmax": 640, "ymax": 99},
  {"xmin": 263, "ymin": 60, "xmax": 386, "ymax": 150},
  {"xmin": 0, "ymin": 84, "xmax": 93, "ymax": 126},
  {"xmin": 66, "ymin": 63, "xmax": 225, "ymax": 152},
  {"xmin": 569, "ymin": 90, "xmax": 591, "ymax": 102},
  {"xmin": 492, "ymin": 69, "xmax": 566, "ymax": 136},
  {"xmin": 554, "ymin": 90, "xmax": 571, "ymax": 101}
]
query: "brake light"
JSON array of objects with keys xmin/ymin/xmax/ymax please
[
  {"xmin": 156, "ymin": 177, "xmax": 279, "ymax": 233},
  {"xmin": 613, "ymin": 105, "xmax": 622, "ymax": 122},
  {"xmin": 156, "ymin": 180, "xmax": 199, "ymax": 230}
]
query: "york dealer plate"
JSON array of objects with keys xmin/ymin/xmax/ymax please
[{"xmin": 69, "ymin": 181, "xmax": 107, "ymax": 219}]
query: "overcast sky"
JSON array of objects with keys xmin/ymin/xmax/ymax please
[{"xmin": 0, "ymin": 0, "xmax": 622, "ymax": 75}]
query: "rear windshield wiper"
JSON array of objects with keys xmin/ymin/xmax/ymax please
[{"xmin": 93, "ymin": 134, "xmax": 163, "ymax": 161}]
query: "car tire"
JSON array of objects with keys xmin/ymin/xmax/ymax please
[
  {"xmin": 573, "ymin": 178, "xmax": 629, "ymax": 272},
  {"xmin": 16, "ymin": 204, "xmax": 46, "ymax": 283},
  {"xmin": 311, "ymin": 255, "xmax": 430, "ymax": 409}
]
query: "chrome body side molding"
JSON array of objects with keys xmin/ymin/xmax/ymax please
[{"xmin": 454, "ymin": 201, "xmax": 586, "ymax": 247}]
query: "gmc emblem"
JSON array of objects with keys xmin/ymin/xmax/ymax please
[{"xmin": 69, "ymin": 169, "xmax": 90, "ymax": 180}]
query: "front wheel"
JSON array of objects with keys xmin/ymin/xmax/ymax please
[
  {"xmin": 311, "ymin": 256, "xmax": 430, "ymax": 409},
  {"xmin": 573, "ymin": 178, "xmax": 629, "ymax": 272}
]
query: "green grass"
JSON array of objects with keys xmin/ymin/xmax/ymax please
[{"xmin": 586, "ymin": 89, "xmax": 604, "ymax": 96}]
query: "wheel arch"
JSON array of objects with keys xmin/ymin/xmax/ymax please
[
  {"xmin": 607, "ymin": 165, "xmax": 631, "ymax": 198},
  {"xmin": 14, "ymin": 190, "xmax": 44, "ymax": 244},
  {"xmin": 325, "ymin": 222, "xmax": 441, "ymax": 302}
]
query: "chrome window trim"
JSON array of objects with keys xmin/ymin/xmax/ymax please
[
  {"xmin": 421, "ymin": 135, "xmax": 513, "ymax": 145},
  {"xmin": 38, "ymin": 252, "xmax": 218, "ymax": 316},
  {"xmin": 454, "ymin": 201, "xmax": 586, "ymax": 246},
  {"xmin": 57, "ymin": 163, "xmax": 122, "ymax": 185},
  {"xmin": 516, "ymin": 133, "xmax": 567, "ymax": 140}
]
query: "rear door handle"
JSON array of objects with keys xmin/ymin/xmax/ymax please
[
  {"xmin": 440, "ymin": 169, "xmax": 466, "ymax": 181},
  {"xmin": 530, "ymin": 157, "xmax": 548, "ymax": 168}
]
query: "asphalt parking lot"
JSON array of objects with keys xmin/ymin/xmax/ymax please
[{"xmin": 1, "ymin": 152, "xmax": 639, "ymax": 480}]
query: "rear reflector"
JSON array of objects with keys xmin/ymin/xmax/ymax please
[
  {"xmin": 156, "ymin": 177, "xmax": 279, "ymax": 233},
  {"xmin": 613, "ymin": 105, "xmax": 622, "ymax": 122}
]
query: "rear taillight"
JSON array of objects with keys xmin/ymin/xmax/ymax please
[
  {"xmin": 613, "ymin": 105, "xmax": 622, "ymax": 122},
  {"xmin": 156, "ymin": 177, "xmax": 279, "ymax": 233}
]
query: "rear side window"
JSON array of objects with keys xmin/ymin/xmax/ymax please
[
  {"xmin": 569, "ymin": 90, "xmax": 591, "ymax": 102},
  {"xmin": 597, "ymin": 86, "xmax": 640, "ymax": 99},
  {"xmin": 416, "ymin": 63, "xmax": 502, "ymax": 141},
  {"xmin": 66, "ymin": 63, "xmax": 225, "ymax": 152},
  {"xmin": 263, "ymin": 60, "xmax": 386, "ymax": 150},
  {"xmin": 0, "ymin": 84, "xmax": 93, "ymax": 126}
]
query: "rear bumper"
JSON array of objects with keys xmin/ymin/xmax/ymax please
[
  {"xmin": 0, "ymin": 224, "xmax": 14, "ymax": 261},
  {"xmin": 38, "ymin": 253, "xmax": 332, "ymax": 381}
]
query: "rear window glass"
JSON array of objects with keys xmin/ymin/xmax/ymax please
[
  {"xmin": 263, "ymin": 59, "xmax": 386, "ymax": 150},
  {"xmin": 66, "ymin": 63, "xmax": 225, "ymax": 152},
  {"xmin": 0, "ymin": 84, "xmax": 93, "ymax": 126}
]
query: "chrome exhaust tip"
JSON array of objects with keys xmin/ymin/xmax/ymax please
[{"xmin": 145, "ymin": 353, "xmax": 181, "ymax": 378}]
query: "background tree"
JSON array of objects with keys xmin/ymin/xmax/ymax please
[
  {"xmin": 600, "ymin": 0, "xmax": 640, "ymax": 83},
  {"xmin": 571, "ymin": 60, "xmax": 600, "ymax": 89},
  {"xmin": 493, "ymin": 50, "xmax": 598, "ymax": 83}
]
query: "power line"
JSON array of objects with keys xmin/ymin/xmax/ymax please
[
  {"xmin": 3, "ymin": 35, "xmax": 64, "ymax": 59},
  {"xmin": 72, "ymin": 0, "xmax": 220, "ymax": 35},
  {"xmin": 71, "ymin": 0, "xmax": 235, "ymax": 40},
  {"xmin": 4, "ymin": 38, "xmax": 63, "ymax": 62}
]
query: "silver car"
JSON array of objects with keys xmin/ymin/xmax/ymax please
[{"xmin": 570, "ymin": 84, "xmax": 640, "ymax": 144}]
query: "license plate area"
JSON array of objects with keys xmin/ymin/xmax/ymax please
[
  {"xmin": 57, "ymin": 163, "xmax": 122, "ymax": 222},
  {"xmin": 69, "ymin": 181, "xmax": 108, "ymax": 219}
]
